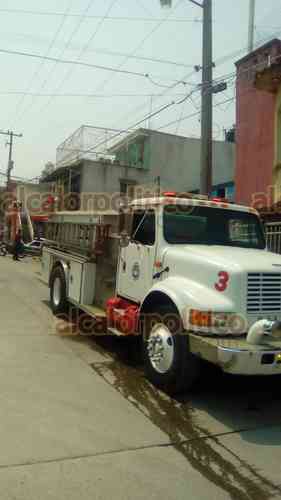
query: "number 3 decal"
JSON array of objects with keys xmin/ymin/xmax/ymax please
[{"xmin": 215, "ymin": 271, "xmax": 230, "ymax": 292}]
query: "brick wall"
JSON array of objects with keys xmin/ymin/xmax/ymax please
[{"xmin": 235, "ymin": 39, "xmax": 281, "ymax": 207}]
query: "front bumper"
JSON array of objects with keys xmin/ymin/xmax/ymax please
[{"xmin": 189, "ymin": 333, "xmax": 281, "ymax": 375}]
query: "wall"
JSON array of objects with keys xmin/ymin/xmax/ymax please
[
  {"xmin": 81, "ymin": 160, "xmax": 152, "ymax": 195},
  {"xmin": 148, "ymin": 131, "xmax": 235, "ymax": 192},
  {"xmin": 81, "ymin": 133, "xmax": 235, "ymax": 199},
  {"xmin": 273, "ymin": 86, "xmax": 281, "ymax": 197},
  {"xmin": 235, "ymin": 40, "xmax": 281, "ymax": 207}
]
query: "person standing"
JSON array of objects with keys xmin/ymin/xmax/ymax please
[{"xmin": 13, "ymin": 229, "xmax": 22, "ymax": 261}]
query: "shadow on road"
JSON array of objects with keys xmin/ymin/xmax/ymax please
[{"xmin": 88, "ymin": 336, "xmax": 281, "ymax": 500}]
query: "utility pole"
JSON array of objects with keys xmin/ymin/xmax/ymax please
[
  {"xmin": 248, "ymin": 0, "xmax": 256, "ymax": 53},
  {"xmin": 160, "ymin": 0, "xmax": 214, "ymax": 195},
  {"xmin": 0, "ymin": 130, "xmax": 23, "ymax": 189},
  {"xmin": 200, "ymin": 0, "xmax": 212, "ymax": 195}
]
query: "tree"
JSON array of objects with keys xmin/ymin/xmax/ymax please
[{"xmin": 41, "ymin": 162, "xmax": 55, "ymax": 180}]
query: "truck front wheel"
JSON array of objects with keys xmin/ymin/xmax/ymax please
[
  {"xmin": 143, "ymin": 305, "xmax": 200, "ymax": 395},
  {"xmin": 50, "ymin": 266, "xmax": 68, "ymax": 315}
]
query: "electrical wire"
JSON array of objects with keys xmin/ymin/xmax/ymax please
[
  {"xmin": 0, "ymin": 91, "xmax": 187, "ymax": 98},
  {"xmin": 9, "ymin": 0, "xmax": 75, "ymax": 127},
  {"xmin": 146, "ymin": 76, "xmax": 191, "ymax": 89},
  {"xmin": 90, "ymin": 48, "xmax": 194, "ymax": 68},
  {"xmin": 79, "ymin": 87, "xmax": 200, "ymax": 156},
  {"xmin": 0, "ymin": 7, "xmax": 201, "ymax": 23},
  {"xmin": 93, "ymin": 0, "xmax": 186, "ymax": 95},
  {"xmin": 27, "ymin": 0, "xmax": 188, "ymax": 137},
  {"xmin": 0, "ymin": 47, "xmax": 149, "ymax": 78},
  {"xmin": 157, "ymin": 97, "xmax": 234, "ymax": 130},
  {"xmin": 80, "ymin": 47, "xmax": 281, "ymax": 155},
  {"xmin": 14, "ymin": 0, "xmax": 97, "ymax": 124},
  {"xmin": 35, "ymin": 0, "xmax": 120, "ymax": 116},
  {"xmin": 110, "ymin": 28, "xmax": 281, "ymax": 137}
]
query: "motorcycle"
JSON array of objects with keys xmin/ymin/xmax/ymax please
[{"xmin": 0, "ymin": 242, "xmax": 7, "ymax": 256}]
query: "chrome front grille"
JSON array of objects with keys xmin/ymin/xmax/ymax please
[{"xmin": 247, "ymin": 273, "xmax": 281, "ymax": 313}]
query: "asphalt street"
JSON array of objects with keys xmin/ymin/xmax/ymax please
[{"xmin": 0, "ymin": 255, "xmax": 281, "ymax": 499}]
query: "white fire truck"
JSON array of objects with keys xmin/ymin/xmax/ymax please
[{"xmin": 42, "ymin": 193, "xmax": 281, "ymax": 394}]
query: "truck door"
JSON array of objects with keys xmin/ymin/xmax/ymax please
[{"xmin": 117, "ymin": 209, "xmax": 156, "ymax": 303}]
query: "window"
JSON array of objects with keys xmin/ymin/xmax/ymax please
[
  {"xmin": 120, "ymin": 179, "xmax": 137, "ymax": 199},
  {"xmin": 163, "ymin": 205, "xmax": 265, "ymax": 249},
  {"xmin": 131, "ymin": 210, "xmax": 155, "ymax": 246},
  {"xmin": 229, "ymin": 219, "xmax": 260, "ymax": 246}
]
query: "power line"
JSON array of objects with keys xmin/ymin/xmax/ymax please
[
  {"xmin": 0, "ymin": 29, "xmax": 196, "ymax": 69},
  {"xmin": 156, "ymin": 69, "xmax": 268, "ymax": 131},
  {"xmin": 9, "ymin": 0, "xmax": 75, "ymax": 128},
  {"xmin": 157, "ymin": 97, "xmax": 234, "ymax": 130},
  {"xmin": 0, "ymin": 7, "xmax": 201, "ymax": 23},
  {"xmin": 84, "ymin": 48, "xmax": 281, "ymax": 153},
  {"xmin": 0, "ymin": 47, "xmax": 149, "ymax": 78},
  {"xmin": 0, "ymin": 91, "xmax": 187, "ymax": 98},
  {"xmin": 87, "ymin": 47, "xmax": 194, "ymax": 68},
  {"xmin": 15, "ymin": 0, "xmax": 97, "ymax": 124},
  {"xmin": 93, "ymin": 0, "xmax": 186, "ymax": 95},
  {"xmin": 79, "ymin": 88, "xmax": 199, "ymax": 156},
  {"xmin": 25, "ymin": 0, "xmax": 187, "ymax": 127},
  {"xmin": 36, "ymin": 0, "xmax": 119, "ymax": 115},
  {"xmin": 55, "ymin": 57, "xmax": 273, "ymax": 161},
  {"xmin": 108, "ymin": 28, "xmax": 281, "ymax": 137}
]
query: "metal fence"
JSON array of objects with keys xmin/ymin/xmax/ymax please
[
  {"xmin": 265, "ymin": 222, "xmax": 281, "ymax": 254},
  {"xmin": 56, "ymin": 125, "xmax": 134, "ymax": 168}
]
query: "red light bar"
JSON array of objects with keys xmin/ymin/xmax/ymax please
[
  {"xmin": 163, "ymin": 191, "xmax": 177, "ymax": 197},
  {"xmin": 211, "ymin": 197, "xmax": 229, "ymax": 203}
]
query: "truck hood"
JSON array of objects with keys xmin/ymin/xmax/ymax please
[
  {"xmin": 158, "ymin": 245, "xmax": 281, "ymax": 331},
  {"xmin": 161, "ymin": 245, "xmax": 281, "ymax": 314},
  {"xmin": 164, "ymin": 245, "xmax": 281, "ymax": 273}
]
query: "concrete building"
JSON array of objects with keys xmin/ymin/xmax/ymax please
[
  {"xmin": 107, "ymin": 129, "xmax": 235, "ymax": 199},
  {"xmin": 235, "ymin": 38, "xmax": 281, "ymax": 208},
  {"xmin": 46, "ymin": 127, "xmax": 235, "ymax": 209}
]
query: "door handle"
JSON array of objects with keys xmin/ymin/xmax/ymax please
[{"xmin": 153, "ymin": 266, "xmax": 169, "ymax": 280}]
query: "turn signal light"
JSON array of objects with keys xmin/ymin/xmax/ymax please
[
  {"xmin": 190, "ymin": 309, "xmax": 212, "ymax": 328},
  {"xmin": 190, "ymin": 310, "xmax": 239, "ymax": 331}
]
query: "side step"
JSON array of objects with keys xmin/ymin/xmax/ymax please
[
  {"xmin": 108, "ymin": 327, "xmax": 129, "ymax": 337},
  {"xmin": 79, "ymin": 304, "xmax": 106, "ymax": 317},
  {"xmin": 79, "ymin": 304, "xmax": 135, "ymax": 337}
]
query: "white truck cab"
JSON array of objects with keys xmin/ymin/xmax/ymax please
[{"xmin": 42, "ymin": 194, "xmax": 281, "ymax": 395}]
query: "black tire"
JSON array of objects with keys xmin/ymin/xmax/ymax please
[
  {"xmin": 50, "ymin": 266, "xmax": 68, "ymax": 315},
  {"xmin": 143, "ymin": 305, "xmax": 201, "ymax": 395}
]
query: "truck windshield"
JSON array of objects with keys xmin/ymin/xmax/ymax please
[{"xmin": 163, "ymin": 205, "xmax": 266, "ymax": 249}]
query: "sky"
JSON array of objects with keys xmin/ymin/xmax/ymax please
[{"xmin": 0, "ymin": 0, "xmax": 280, "ymax": 182}]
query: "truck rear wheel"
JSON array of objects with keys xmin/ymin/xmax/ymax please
[
  {"xmin": 143, "ymin": 305, "xmax": 200, "ymax": 395},
  {"xmin": 50, "ymin": 266, "xmax": 68, "ymax": 315}
]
